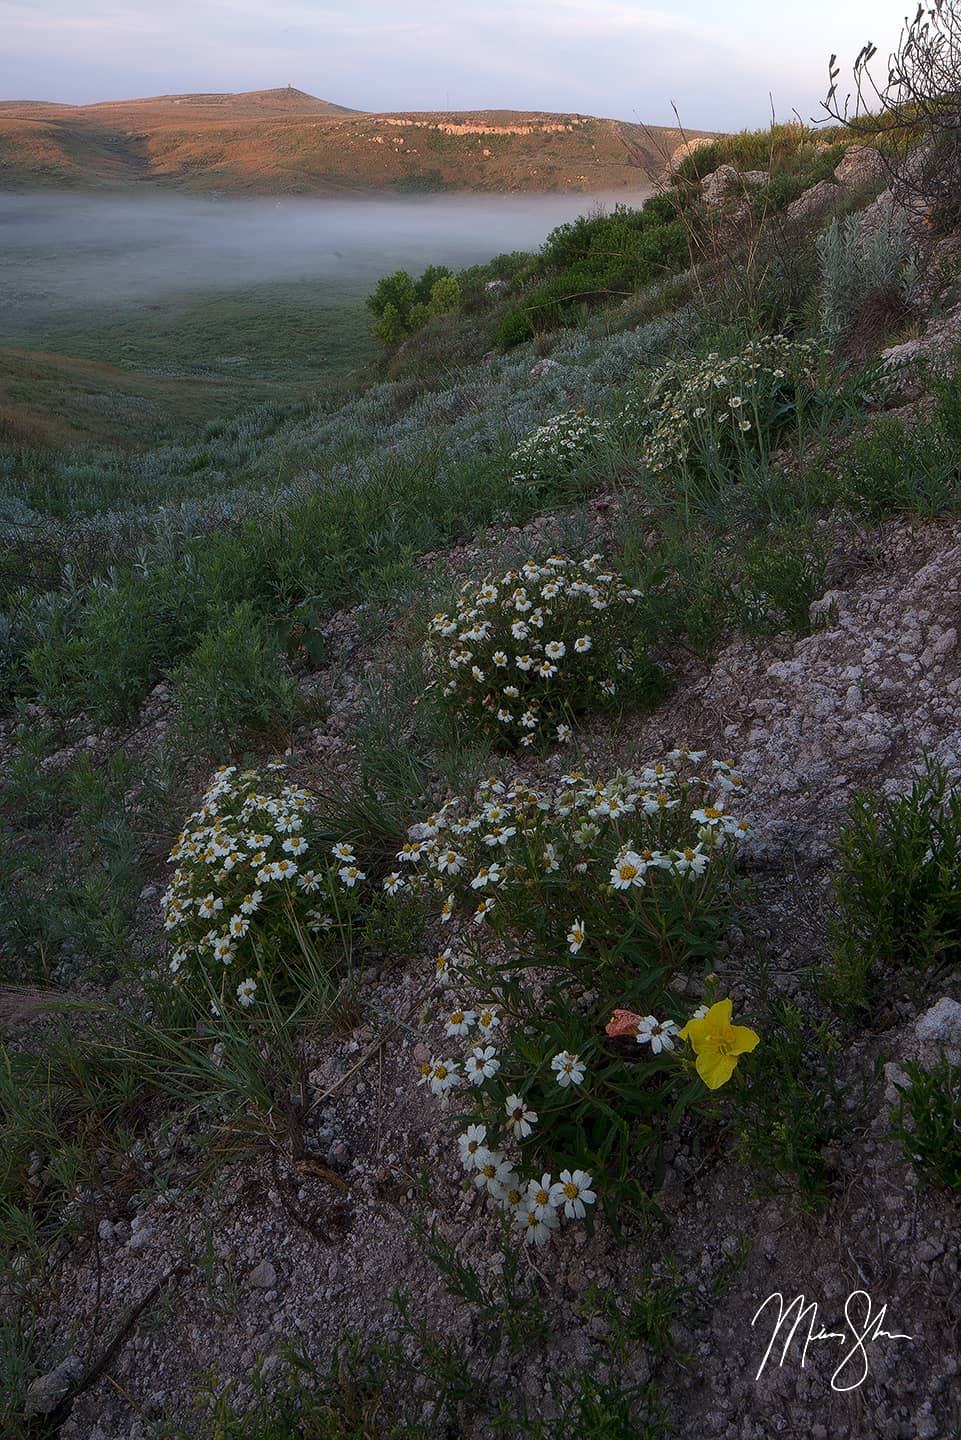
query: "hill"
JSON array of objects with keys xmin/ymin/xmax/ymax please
[{"xmin": 0, "ymin": 87, "xmax": 713, "ymax": 194}]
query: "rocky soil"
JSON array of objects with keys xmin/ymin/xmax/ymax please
[{"xmin": 8, "ymin": 502, "xmax": 961, "ymax": 1440}]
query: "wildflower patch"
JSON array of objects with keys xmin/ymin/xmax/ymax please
[
  {"xmin": 509, "ymin": 410, "xmax": 608, "ymax": 499},
  {"xmin": 162, "ymin": 762, "xmax": 422, "ymax": 1013},
  {"xmin": 407, "ymin": 751, "xmax": 759, "ymax": 1231},
  {"xmin": 623, "ymin": 335, "xmax": 831, "ymax": 480},
  {"xmin": 426, "ymin": 554, "xmax": 663, "ymax": 749}
]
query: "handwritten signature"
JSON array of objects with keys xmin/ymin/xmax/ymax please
[{"xmin": 752, "ymin": 1291, "xmax": 913, "ymax": 1391}]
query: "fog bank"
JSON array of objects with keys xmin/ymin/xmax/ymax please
[{"xmin": 0, "ymin": 190, "xmax": 652, "ymax": 334}]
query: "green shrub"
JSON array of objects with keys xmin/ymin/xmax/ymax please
[
  {"xmin": 817, "ymin": 208, "xmax": 921, "ymax": 350},
  {"xmin": 494, "ymin": 202, "xmax": 689, "ymax": 346},
  {"xmin": 426, "ymin": 554, "xmax": 664, "ymax": 749},
  {"xmin": 735, "ymin": 525, "xmax": 828, "ymax": 635},
  {"xmin": 170, "ymin": 602, "xmax": 304, "ymax": 757},
  {"xmin": 27, "ymin": 563, "xmax": 206, "ymax": 723},
  {"xmin": 822, "ymin": 761, "xmax": 961, "ymax": 1015},
  {"xmin": 735, "ymin": 999, "xmax": 849, "ymax": 1212},
  {"xmin": 838, "ymin": 383, "xmax": 961, "ymax": 519},
  {"xmin": 366, "ymin": 270, "xmax": 417, "ymax": 323},
  {"xmin": 367, "ymin": 265, "xmax": 460, "ymax": 345},
  {"xmin": 427, "ymin": 274, "xmax": 460, "ymax": 317},
  {"xmin": 890, "ymin": 1056, "xmax": 961, "ymax": 1190}
]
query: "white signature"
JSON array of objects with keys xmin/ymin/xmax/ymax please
[{"xmin": 752, "ymin": 1291, "xmax": 913, "ymax": 1392}]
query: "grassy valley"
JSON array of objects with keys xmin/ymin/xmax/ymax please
[{"xmin": 0, "ymin": 284, "xmax": 376, "ymax": 447}]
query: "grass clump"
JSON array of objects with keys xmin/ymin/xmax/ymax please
[
  {"xmin": 670, "ymin": 121, "xmax": 849, "ymax": 188},
  {"xmin": 890, "ymin": 1056, "xmax": 961, "ymax": 1191},
  {"xmin": 426, "ymin": 553, "xmax": 665, "ymax": 750},
  {"xmin": 735, "ymin": 998, "xmax": 853, "ymax": 1213},
  {"xmin": 170, "ymin": 601, "xmax": 306, "ymax": 757},
  {"xmin": 822, "ymin": 761, "xmax": 961, "ymax": 1016}
]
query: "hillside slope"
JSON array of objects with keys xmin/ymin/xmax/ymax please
[{"xmin": 0, "ymin": 88, "xmax": 713, "ymax": 194}]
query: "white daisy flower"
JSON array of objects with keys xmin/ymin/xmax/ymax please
[
  {"xmin": 425, "ymin": 1058, "xmax": 461, "ymax": 1098},
  {"xmin": 566, "ymin": 918, "xmax": 586, "ymax": 954},
  {"xmin": 551, "ymin": 1051, "xmax": 586, "ymax": 1088},
  {"xmin": 236, "ymin": 977, "xmax": 257, "ymax": 1007},
  {"xmin": 504, "ymin": 1094, "xmax": 538, "ymax": 1139},
  {"xmin": 549, "ymin": 1169, "xmax": 596, "ymax": 1220},
  {"xmin": 635, "ymin": 1017, "xmax": 679, "ymax": 1054},
  {"xmin": 610, "ymin": 851, "xmax": 646, "ymax": 890},
  {"xmin": 444, "ymin": 1009, "xmax": 477, "ymax": 1038},
  {"xmin": 517, "ymin": 1203, "xmax": 559, "ymax": 1247},
  {"xmin": 457, "ymin": 1124, "xmax": 488, "ymax": 1169},
  {"xmin": 524, "ymin": 1173, "xmax": 561, "ymax": 1221},
  {"xmin": 473, "ymin": 1151, "xmax": 517, "ymax": 1199},
  {"xmin": 435, "ymin": 849, "xmax": 466, "ymax": 876},
  {"xmin": 465, "ymin": 1045, "xmax": 500, "ymax": 1085},
  {"xmin": 476, "ymin": 1006, "xmax": 500, "ymax": 1037}
]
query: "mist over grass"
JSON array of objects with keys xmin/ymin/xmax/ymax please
[{"xmin": 0, "ymin": 190, "xmax": 651, "ymax": 334}]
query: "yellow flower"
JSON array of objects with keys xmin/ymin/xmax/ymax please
[{"xmin": 678, "ymin": 999, "xmax": 759, "ymax": 1090}]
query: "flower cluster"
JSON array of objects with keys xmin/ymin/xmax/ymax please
[
  {"xmin": 509, "ymin": 409, "xmax": 608, "ymax": 495},
  {"xmin": 426, "ymin": 554, "xmax": 654, "ymax": 748},
  {"xmin": 622, "ymin": 335, "xmax": 830, "ymax": 477},
  {"xmin": 410, "ymin": 749, "xmax": 747, "ymax": 942},
  {"xmin": 407, "ymin": 750, "xmax": 757, "ymax": 1217},
  {"xmin": 162, "ymin": 763, "xmax": 383, "ymax": 1012},
  {"xmin": 419, "ymin": 1015, "xmax": 596, "ymax": 1246}
]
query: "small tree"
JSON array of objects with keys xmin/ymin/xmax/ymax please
[
  {"xmin": 414, "ymin": 263, "xmax": 453, "ymax": 303},
  {"xmin": 822, "ymin": 0, "xmax": 961, "ymax": 228},
  {"xmin": 367, "ymin": 270, "xmax": 416, "ymax": 322},
  {"xmin": 428, "ymin": 274, "xmax": 461, "ymax": 317},
  {"xmin": 371, "ymin": 300, "xmax": 407, "ymax": 347}
]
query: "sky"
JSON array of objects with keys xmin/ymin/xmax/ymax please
[{"xmin": 0, "ymin": 0, "xmax": 906, "ymax": 131}]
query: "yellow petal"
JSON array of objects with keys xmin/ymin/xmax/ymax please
[
  {"xmin": 705, "ymin": 998, "xmax": 733, "ymax": 1029},
  {"xmin": 695, "ymin": 1049, "xmax": 739, "ymax": 1089},
  {"xmin": 728, "ymin": 1024, "xmax": 760, "ymax": 1056}
]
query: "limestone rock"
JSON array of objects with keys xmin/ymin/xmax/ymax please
[
  {"xmin": 785, "ymin": 179, "xmax": 842, "ymax": 227},
  {"xmin": 834, "ymin": 145, "xmax": 886, "ymax": 188},
  {"xmin": 248, "ymin": 1259, "xmax": 277, "ymax": 1289},
  {"xmin": 915, "ymin": 997, "xmax": 961, "ymax": 1066},
  {"xmin": 25, "ymin": 1356, "xmax": 84, "ymax": 1417},
  {"xmin": 700, "ymin": 164, "xmax": 740, "ymax": 207}
]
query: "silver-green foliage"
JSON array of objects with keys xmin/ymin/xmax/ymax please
[{"xmin": 817, "ymin": 206, "xmax": 922, "ymax": 348}]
